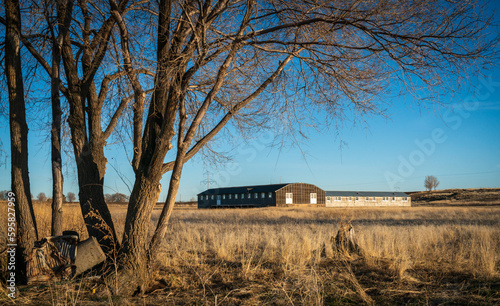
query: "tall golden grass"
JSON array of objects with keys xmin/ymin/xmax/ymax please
[
  {"xmin": 1, "ymin": 202, "xmax": 499, "ymax": 304},
  {"xmin": 159, "ymin": 207, "xmax": 500, "ymax": 278},
  {"xmin": 155, "ymin": 207, "xmax": 500, "ymax": 304}
]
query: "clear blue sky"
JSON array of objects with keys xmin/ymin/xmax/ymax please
[{"xmin": 1, "ymin": 71, "xmax": 499, "ymax": 201}]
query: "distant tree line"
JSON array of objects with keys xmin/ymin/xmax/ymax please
[
  {"xmin": 105, "ymin": 193, "xmax": 130, "ymax": 203},
  {"xmin": 1, "ymin": 190, "xmax": 127, "ymax": 203},
  {"xmin": 0, "ymin": 190, "xmax": 77, "ymax": 203}
]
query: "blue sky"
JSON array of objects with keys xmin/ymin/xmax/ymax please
[{"xmin": 1, "ymin": 71, "xmax": 499, "ymax": 201}]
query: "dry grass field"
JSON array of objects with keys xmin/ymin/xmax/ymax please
[{"xmin": 1, "ymin": 200, "xmax": 500, "ymax": 305}]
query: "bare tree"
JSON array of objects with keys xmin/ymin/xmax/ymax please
[
  {"xmin": 0, "ymin": 190, "xmax": 9, "ymax": 200},
  {"xmin": 10, "ymin": 0, "xmax": 147, "ymax": 253},
  {"xmin": 36, "ymin": 192, "xmax": 48, "ymax": 202},
  {"xmin": 50, "ymin": 0, "xmax": 120, "ymax": 252},
  {"xmin": 41, "ymin": 0, "xmax": 69, "ymax": 237},
  {"xmin": 1, "ymin": 0, "xmax": 67, "ymax": 237},
  {"xmin": 4, "ymin": 0, "xmax": 38, "ymax": 283},
  {"xmin": 66, "ymin": 192, "xmax": 76, "ymax": 203},
  {"xmin": 425, "ymin": 175, "xmax": 440, "ymax": 192},
  {"xmin": 106, "ymin": 0, "xmax": 498, "ymax": 292}
]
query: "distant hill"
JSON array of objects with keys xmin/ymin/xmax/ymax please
[{"xmin": 407, "ymin": 188, "xmax": 500, "ymax": 206}]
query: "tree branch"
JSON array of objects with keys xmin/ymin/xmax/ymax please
[{"xmin": 162, "ymin": 52, "xmax": 295, "ymax": 174}]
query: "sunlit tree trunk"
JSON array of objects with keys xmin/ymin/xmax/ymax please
[
  {"xmin": 50, "ymin": 23, "xmax": 63, "ymax": 236},
  {"xmin": 5, "ymin": 0, "xmax": 38, "ymax": 283}
]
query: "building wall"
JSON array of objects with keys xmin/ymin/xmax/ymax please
[
  {"xmin": 325, "ymin": 196, "xmax": 411, "ymax": 207},
  {"xmin": 275, "ymin": 183, "xmax": 326, "ymax": 207}
]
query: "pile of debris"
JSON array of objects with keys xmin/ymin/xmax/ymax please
[{"xmin": 26, "ymin": 232, "xmax": 106, "ymax": 284}]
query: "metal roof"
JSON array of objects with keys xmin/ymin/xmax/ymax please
[
  {"xmin": 198, "ymin": 183, "xmax": 290, "ymax": 195},
  {"xmin": 325, "ymin": 191, "xmax": 410, "ymax": 197}
]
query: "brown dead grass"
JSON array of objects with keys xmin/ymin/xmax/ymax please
[
  {"xmin": 1, "ymin": 203, "xmax": 500, "ymax": 304},
  {"xmin": 409, "ymin": 188, "xmax": 500, "ymax": 206}
]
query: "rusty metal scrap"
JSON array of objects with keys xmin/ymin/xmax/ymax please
[{"xmin": 26, "ymin": 235, "xmax": 78, "ymax": 284}]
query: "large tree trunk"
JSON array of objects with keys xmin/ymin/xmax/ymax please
[
  {"xmin": 50, "ymin": 32, "xmax": 64, "ymax": 237},
  {"xmin": 76, "ymin": 147, "xmax": 118, "ymax": 254},
  {"xmin": 5, "ymin": 0, "xmax": 38, "ymax": 283},
  {"xmin": 119, "ymin": 170, "xmax": 163, "ymax": 290},
  {"xmin": 119, "ymin": 0, "xmax": 177, "ymax": 282}
]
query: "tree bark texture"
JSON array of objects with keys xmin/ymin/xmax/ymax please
[
  {"xmin": 5, "ymin": 0, "xmax": 38, "ymax": 283},
  {"xmin": 50, "ymin": 29, "xmax": 64, "ymax": 237},
  {"xmin": 75, "ymin": 149, "xmax": 118, "ymax": 254},
  {"xmin": 119, "ymin": 172, "xmax": 163, "ymax": 290}
]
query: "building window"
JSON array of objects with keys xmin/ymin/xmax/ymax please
[
  {"xmin": 402, "ymin": 197, "xmax": 408, "ymax": 201},
  {"xmin": 254, "ymin": 193, "xmax": 258, "ymax": 199},
  {"xmin": 268, "ymin": 192, "xmax": 272, "ymax": 198},
  {"xmin": 366, "ymin": 197, "xmax": 370, "ymax": 201},
  {"xmin": 261, "ymin": 193, "xmax": 265, "ymax": 198},
  {"xmin": 348, "ymin": 197, "xmax": 352, "ymax": 201},
  {"xmin": 334, "ymin": 196, "xmax": 341, "ymax": 201},
  {"xmin": 242, "ymin": 194, "xmax": 245, "ymax": 199},
  {"xmin": 222, "ymin": 194, "xmax": 226, "ymax": 200},
  {"xmin": 383, "ymin": 197, "xmax": 388, "ymax": 201},
  {"xmin": 392, "ymin": 197, "xmax": 396, "ymax": 201},
  {"xmin": 355, "ymin": 197, "xmax": 359, "ymax": 201},
  {"xmin": 235, "ymin": 194, "xmax": 238, "ymax": 199},
  {"xmin": 326, "ymin": 196, "xmax": 331, "ymax": 202},
  {"xmin": 372, "ymin": 197, "xmax": 376, "ymax": 201},
  {"xmin": 206, "ymin": 195, "xmax": 209, "ymax": 200},
  {"xmin": 247, "ymin": 193, "xmax": 251, "ymax": 199},
  {"xmin": 229, "ymin": 194, "xmax": 232, "ymax": 199},
  {"xmin": 286, "ymin": 193, "xmax": 293, "ymax": 204}
]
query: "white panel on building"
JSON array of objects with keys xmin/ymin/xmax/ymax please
[{"xmin": 310, "ymin": 193, "xmax": 317, "ymax": 204}]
